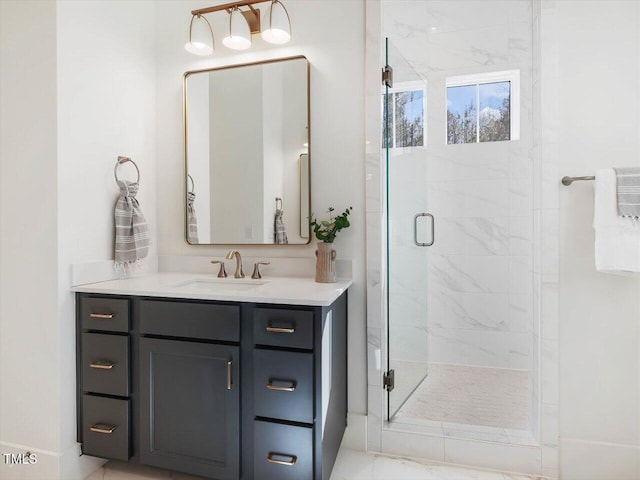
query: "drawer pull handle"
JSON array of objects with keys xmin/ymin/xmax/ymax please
[
  {"xmin": 267, "ymin": 380, "xmax": 297, "ymax": 392},
  {"xmin": 226, "ymin": 359, "xmax": 233, "ymax": 390},
  {"xmin": 89, "ymin": 361, "xmax": 116, "ymax": 370},
  {"xmin": 89, "ymin": 313, "xmax": 115, "ymax": 319},
  {"xmin": 267, "ymin": 453, "xmax": 297, "ymax": 466},
  {"xmin": 90, "ymin": 424, "xmax": 116, "ymax": 434},
  {"xmin": 266, "ymin": 326, "xmax": 295, "ymax": 334}
]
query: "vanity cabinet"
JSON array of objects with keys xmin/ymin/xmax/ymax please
[{"xmin": 75, "ymin": 290, "xmax": 347, "ymax": 480}]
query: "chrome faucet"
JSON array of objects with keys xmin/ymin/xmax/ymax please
[{"xmin": 225, "ymin": 250, "xmax": 244, "ymax": 278}]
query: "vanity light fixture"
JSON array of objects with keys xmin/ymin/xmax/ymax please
[
  {"xmin": 261, "ymin": 0, "xmax": 291, "ymax": 45},
  {"xmin": 185, "ymin": 14, "xmax": 215, "ymax": 55},
  {"xmin": 223, "ymin": 6, "xmax": 252, "ymax": 50},
  {"xmin": 185, "ymin": 0, "xmax": 291, "ymax": 55}
]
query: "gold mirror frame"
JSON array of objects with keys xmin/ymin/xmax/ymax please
[{"xmin": 183, "ymin": 55, "xmax": 311, "ymax": 245}]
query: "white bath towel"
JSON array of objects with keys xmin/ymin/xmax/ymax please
[{"xmin": 594, "ymin": 168, "xmax": 640, "ymax": 273}]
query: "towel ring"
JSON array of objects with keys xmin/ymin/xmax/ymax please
[
  {"xmin": 275, "ymin": 197, "xmax": 283, "ymax": 210},
  {"xmin": 187, "ymin": 174, "xmax": 195, "ymax": 194},
  {"xmin": 114, "ymin": 156, "xmax": 140, "ymax": 184}
]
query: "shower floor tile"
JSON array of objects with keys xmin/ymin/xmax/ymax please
[{"xmin": 391, "ymin": 363, "xmax": 535, "ymax": 445}]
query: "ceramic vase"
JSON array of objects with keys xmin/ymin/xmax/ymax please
[{"xmin": 315, "ymin": 242, "xmax": 337, "ymax": 283}]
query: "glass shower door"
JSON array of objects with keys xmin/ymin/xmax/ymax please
[{"xmin": 384, "ymin": 39, "xmax": 432, "ymax": 420}]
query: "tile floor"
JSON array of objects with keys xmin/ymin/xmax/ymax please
[{"xmin": 86, "ymin": 449, "xmax": 541, "ymax": 480}]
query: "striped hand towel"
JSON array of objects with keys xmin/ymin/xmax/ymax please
[
  {"xmin": 187, "ymin": 191, "xmax": 199, "ymax": 244},
  {"xmin": 615, "ymin": 167, "xmax": 640, "ymax": 221},
  {"xmin": 115, "ymin": 180, "xmax": 150, "ymax": 273}
]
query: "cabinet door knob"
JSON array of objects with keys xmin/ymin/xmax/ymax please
[
  {"xmin": 266, "ymin": 380, "xmax": 297, "ymax": 392},
  {"xmin": 90, "ymin": 424, "xmax": 116, "ymax": 434},
  {"xmin": 267, "ymin": 453, "xmax": 297, "ymax": 466},
  {"xmin": 89, "ymin": 361, "xmax": 116, "ymax": 370},
  {"xmin": 266, "ymin": 326, "xmax": 295, "ymax": 334},
  {"xmin": 89, "ymin": 313, "xmax": 114, "ymax": 319}
]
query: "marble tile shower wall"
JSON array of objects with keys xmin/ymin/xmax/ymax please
[{"xmin": 382, "ymin": 0, "xmax": 535, "ymax": 370}]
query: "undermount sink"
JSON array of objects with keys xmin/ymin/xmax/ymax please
[{"xmin": 171, "ymin": 278, "xmax": 268, "ymax": 292}]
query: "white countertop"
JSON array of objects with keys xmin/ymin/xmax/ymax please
[{"xmin": 71, "ymin": 272, "xmax": 352, "ymax": 306}]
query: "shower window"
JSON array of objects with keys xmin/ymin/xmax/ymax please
[
  {"xmin": 446, "ymin": 70, "xmax": 520, "ymax": 144},
  {"xmin": 383, "ymin": 81, "xmax": 426, "ymax": 148}
]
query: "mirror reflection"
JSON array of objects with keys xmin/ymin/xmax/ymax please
[{"xmin": 184, "ymin": 56, "xmax": 310, "ymax": 244}]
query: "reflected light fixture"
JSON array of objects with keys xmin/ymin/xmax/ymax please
[{"xmin": 185, "ymin": 0, "xmax": 292, "ymax": 55}]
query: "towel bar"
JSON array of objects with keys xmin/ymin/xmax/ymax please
[{"xmin": 561, "ymin": 175, "xmax": 595, "ymax": 186}]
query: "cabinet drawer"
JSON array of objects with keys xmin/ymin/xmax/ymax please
[
  {"xmin": 254, "ymin": 349, "xmax": 313, "ymax": 424},
  {"xmin": 140, "ymin": 300, "xmax": 239, "ymax": 342},
  {"xmin": 82, "ymin": 333, "xmax": 129, "ymax": 397},
  {"xmin": 80, "ymin": 296, "xmax": 129, "ymax": 332},
  {"xmin": 254, "ymin": 421, "xmax": 313, "ymax": 480},
  {"xmin": 253, "ymin": 307, "xmax": 313, "ymax": 349},
  {"xmin": 82, "ymin": 395, "xmax": 130, "ymax": 461}
]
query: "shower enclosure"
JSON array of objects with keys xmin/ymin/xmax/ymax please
[{"xmin": 379, "ymin": 0, "xmax": 538, "ymax": 448}]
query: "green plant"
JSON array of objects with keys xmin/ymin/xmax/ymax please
[{"xmin": 310, "ymin": 207, "xmax": 353, "ymax": 243}]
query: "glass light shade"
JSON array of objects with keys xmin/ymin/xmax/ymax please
[
  {"xmin": 261, "ymin": 0, "xmax": 291, "ymax": 45},
  {"xmin": 185, "ymin": 15, "xmax": 214, "ymax": 55},
  {"xmin": 223, "ymin": 8, "xmax": 251, "ymax": 50}
]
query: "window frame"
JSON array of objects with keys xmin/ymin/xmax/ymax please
[
  {"xmin": 385, "ymin": 80, "xmax": 427, "ymax": 149},
  {"xmin": 445, "ymin": 70, "xmax": 520, "ymax": 144}
]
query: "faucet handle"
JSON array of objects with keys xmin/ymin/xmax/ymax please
[
  {"xmin": 210, "ymin": 260, "xmax": 227, "ymax": 278},
  {"xmin": 251, "ymin": 261, "xmax": 270, "ymax": 280}
]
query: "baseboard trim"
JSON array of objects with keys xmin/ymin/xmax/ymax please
[
  {"xmin": 0, "ymin": 441, "xmax": 105, "ymax": 480},
  {"xmin": 341, "ymin": 413, "xmax": 367, "ymax": 451}
]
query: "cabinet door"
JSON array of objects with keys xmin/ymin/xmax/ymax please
[{"xmin": 140, "ymin": 338, "xmax": 239, "ymax": 480}]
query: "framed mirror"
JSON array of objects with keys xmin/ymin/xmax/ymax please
[{"xmin": 184, "ymin": 56, "xmax": 310, "ymax": 245}]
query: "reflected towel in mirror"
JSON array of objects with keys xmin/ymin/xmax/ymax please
[
  {"xmin": 187, "ymin": 191, "xmax": 199, "ymax": 244},
  {"xmin": 274, "ymin": 202, "xmax": 288, "ymax": 244}
]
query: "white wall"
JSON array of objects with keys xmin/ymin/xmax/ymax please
[
  {"xmin": 57, "ymin": 2, "xmax": 157, "ymax": 477},
  {"xmin": 0, "ymin": 2, "xmax": 62, "ymax": 478},
  {"xmin": 545, "ymin": 1, "xmax": 640, "ymax": 479},
  {"xmin": 155, "ymin": 0, "xmax": 367, "ymax": 415},
  {"xmin": 1, "ymin": 1, "xmax": 157, "ymax": 479}
]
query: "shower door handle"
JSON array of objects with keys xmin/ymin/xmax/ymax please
[{"xmin": 414, "ymin": 213, "xmax": 434, "ymax": 247}]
